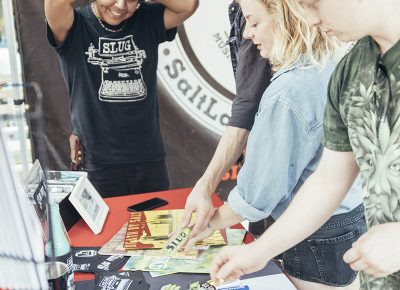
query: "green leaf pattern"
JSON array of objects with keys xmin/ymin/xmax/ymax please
[{"xmin": 341, "ymin": 68, "xmax": 400, "ymax": 289}]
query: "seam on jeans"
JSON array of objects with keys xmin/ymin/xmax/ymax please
[
  {"xmin": 320, "ymin": 206, "xmax": 365, "ymax": 230},
  {"xmin": 309, "ymin": 243, "xmax": 327, "ymax": 281},
  {"xmin": 320, "ymin": 212, "xmax": 365, "ymax": 230},
  {"xmin": 312, "ymin": 227, "xmax": 360, "ymax": 244}
]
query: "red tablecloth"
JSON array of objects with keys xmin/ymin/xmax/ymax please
[{"xmin": 68, "ymin": 188, "xmax": 253, "ymax": 281}]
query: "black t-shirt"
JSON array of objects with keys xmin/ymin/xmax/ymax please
[
  {"xmin": 48, "ymin": 3, "xmax": 177, "ymax": 164},
  {"xmin": 227, "ymin": 3, "xmax": 272, "ymax": 130}
]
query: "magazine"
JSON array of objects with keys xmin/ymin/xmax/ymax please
[
  {"xmin": 123, "ymin": 209, "xmax": 226, "ymax": 250},
  {"xmin": 122, "ymin": 247, "xmax": 221, "ymax": 274},
  {"xmin": 99, "ymin": 224, "xmax": 199, "ymax": 259}
]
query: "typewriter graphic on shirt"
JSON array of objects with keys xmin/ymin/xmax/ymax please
[{"xmin": 86, "ymin": 35, "xmax": 147, "ymax": 102}]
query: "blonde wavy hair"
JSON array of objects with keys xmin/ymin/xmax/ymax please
[{"xmin": 259, "ymin": 0, "xmax": 339, "ymax": 71}]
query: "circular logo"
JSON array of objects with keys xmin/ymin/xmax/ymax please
[{"xmin": 157, "ymin": 0, "xmax": 235, "ymax": 135}]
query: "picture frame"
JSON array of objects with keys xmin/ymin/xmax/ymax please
[
  {"xmin": 45, "ymin": 170, "xmax": 87, "ymax": 204},
  {"xmin": 68, "ymin": 178, "xmax": 109, "ymax": 235}
]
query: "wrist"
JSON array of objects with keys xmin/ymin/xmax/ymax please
[{"xmin": 194, "ymin": 177, "xmax": 216, "ymax": 196}]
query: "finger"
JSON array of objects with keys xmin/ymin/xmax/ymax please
[
  {"xmin": 348, "ymin": 258, "xmax": 368, "ymax": 271},
  {"xmin": 215, "ymin": 257, "xmax": 240, "ymax": 281},
  {"xmin": 188, "ymin": 220, "xmax": 196, "ymax": 229},
  {"xmin": 176, "ymin": 236, "xmax": 190, "ymax": 252},
  {"xmin": 168, "ymin": 228, "xmax": 179, "ymax": 238},
  {"xmin": 210, "ymin": 249, "xmax": 230, "ymax": 280},
  {"xmin": 190, "ymin": 211, "xmax": 211, "ymax": 238},
  {"xmin": 224, "ymin": 273, "xmax": 241, "ymax": 282},
  {"xmin": 184, "ymin": 238, "xmax": 196, "ymax": 253},
  {"xmin": 181, "ymin": 207, "xmax": 195, "ymax": 228},
  {"xmin": 343, "ymin": 247, "xmax": 361, "ymax": 264},
  {"xmin": 190, "ymin": 207, "xmax": 215, "ymax": 238},
  {"xmin": 185, "ymin": 229, "xmax": 211, "ymax": 253}
]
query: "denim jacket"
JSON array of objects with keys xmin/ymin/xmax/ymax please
[{"xmin": 228, "ymin": 59, "xmax": 363, "ymax": 222}]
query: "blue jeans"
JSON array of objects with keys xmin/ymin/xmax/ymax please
[
  {"xmin": 83, "ymin": 159, "xmax": 169, "ymax": 198},
  {"xmin": 282, "ymin": 204, "xmax": 367, "ymax": 287}
]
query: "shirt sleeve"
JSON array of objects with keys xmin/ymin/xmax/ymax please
[
  {"xmin": 323, "ymin": 60, "xmax": 352, "ymax": 151},
  {"xmin": 228, "ymin": 97, "xmax": 317, "ymax": 222},
  {"xmin": 228, "ymin": 17, "xmax": 272, "ymax": 130}
]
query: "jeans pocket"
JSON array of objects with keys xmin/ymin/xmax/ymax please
[{"xmin": 307, "ymin": 227, "xmax": 360, "ymax": 286}]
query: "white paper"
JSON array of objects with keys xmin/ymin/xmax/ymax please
[{"xmin": 216, "ymin": 274, "xmax": 296, "ymax": 290}]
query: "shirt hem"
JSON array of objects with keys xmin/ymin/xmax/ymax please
[{"xmin": 323, "ymin": 140, "xmax": 353, "ymax": 152}]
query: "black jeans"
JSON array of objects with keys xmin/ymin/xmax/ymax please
[{"xmin": 82, "ymin": 159, "xmax": 169, "ymax": 198}]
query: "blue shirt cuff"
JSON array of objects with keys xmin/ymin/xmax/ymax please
[{"xmin": 228, "ymin": 186, "xmax": 269, "ymax": 223}]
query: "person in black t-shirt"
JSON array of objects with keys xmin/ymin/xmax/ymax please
[{"xmin": 45, "ymin": 0, "xmax": 198, "ymax": 197}]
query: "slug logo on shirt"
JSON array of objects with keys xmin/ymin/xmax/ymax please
[
  {"xmin": 157, "ymin": 0, "xmax": 235, "ymax": 135},
  {"xmin": 86, "ymin": 35, "xmax": 147, "ymax": 102}
]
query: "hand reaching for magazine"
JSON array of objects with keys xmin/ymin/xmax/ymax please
[
  {"xmin": 210, "ymin": 242, "xmax": 268, "ymax": 281},
  {"xmin": 181, "ymin": 187, "xmax": 215, "ymax": 239},
  {"xmin": 182, "ymin": 225, "xmax": 214, "ymax": 254},
  {"xmin": 167, "ymin": 224, "xmax": 213, "ymax": 254}
]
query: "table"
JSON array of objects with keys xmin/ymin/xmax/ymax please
[{"xmin": 68, "ymin": 188, "xmax": 291, "ymax": 290}]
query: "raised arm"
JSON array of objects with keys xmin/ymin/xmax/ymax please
[
  {"xmin": 45, "ymin": 0, "xmax": 75, "ymax": 46},
  {"xmin": 158, "ymin": 0, "xmax": 199, "ymax": 30},
  {"xmin": 211, "ymin": 148, "xmax": 360, "ymax": 280}
]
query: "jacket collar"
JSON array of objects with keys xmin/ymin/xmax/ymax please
[{"xmin": 271, "ymin": 55, "xmax": 312, "ymax": 82}]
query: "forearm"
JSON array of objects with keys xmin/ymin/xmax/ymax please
[
  {"xmin": 45, "ymin": 0, "xmax": 75, "ymax": 18},
  {"xmin": 197, "ymin": 126, "xmax": 249, "ymax": 195},
  {"xmin": 253, "ymin": 150, "xmax": 359, "ymax": 260},
  {"xmin": 209, "ymin": 204, "xmax": 244, "ymax": 230},
  {"xmin": 157, "ymin": 0, "xmax": 199, "ymax": 14}
]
